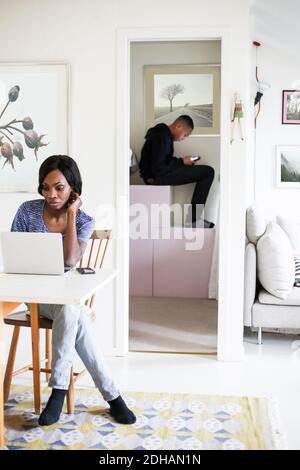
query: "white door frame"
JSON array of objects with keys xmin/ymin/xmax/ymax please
[{"xmin": 115, "ymin": 26, "xmax": 243, "ymax": 361}]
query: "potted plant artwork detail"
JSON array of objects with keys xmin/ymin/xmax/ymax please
[{"xmin": 0, "ymin": 85, "xmax": 48, "ymax": 170}]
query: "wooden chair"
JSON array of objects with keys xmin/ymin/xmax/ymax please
[{"xmin": 3, "ymin": 229, "xmax": 112, "ymax": 415}]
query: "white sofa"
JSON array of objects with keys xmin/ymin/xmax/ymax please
[{"xmin": 244, "ymin": 204, "xmax": 300, "ymax": 343}]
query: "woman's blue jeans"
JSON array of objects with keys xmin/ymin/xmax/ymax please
[{"xmin": 36, "ymin": 303, "xmax": 120, "ymax": 401}]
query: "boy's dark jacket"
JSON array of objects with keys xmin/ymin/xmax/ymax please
[{"xmin": 139, "ymin": 123, "xmax": 184, "ymax": 181}]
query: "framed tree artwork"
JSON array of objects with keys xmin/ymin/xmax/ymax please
[{"xmin": 144, "ymin": 64, "xmax": 220, "ymax": 135}]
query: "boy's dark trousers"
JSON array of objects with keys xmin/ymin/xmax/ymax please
[{"xmin": 149, "ymin": 165, "xmax": 215, "ymax": 222}]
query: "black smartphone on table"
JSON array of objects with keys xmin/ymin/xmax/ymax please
[{"xmin": 76, "ymin": 267, "xmax": 96, "ymax": 274}]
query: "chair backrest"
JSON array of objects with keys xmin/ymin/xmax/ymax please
[
  {"xmin": 80, "ymin": 229, "xmax": 112, "ymax": 311},
  {"xmin": 79, "ymin": 229, "xmax": 112, "ymax": 269}
]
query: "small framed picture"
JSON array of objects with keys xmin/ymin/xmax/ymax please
[
  {"xmin": 276, "ymin": 145, "xmax": 300, "ymax": 187},
  {"xmin": 282, "ymin": 90, "xmax": 300, "ymax": 124}
]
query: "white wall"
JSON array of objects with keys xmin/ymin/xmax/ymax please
[
  {"xmin": 130, "ymin": 40, "xmax": 221, "ymax": 225},
  {"xmin": 0, "ymin": 0, "xmax": 251, "ymax": 363},
  {"xmin": 252, "ymin": 0, "xmax": 300, "ymax": 220}
]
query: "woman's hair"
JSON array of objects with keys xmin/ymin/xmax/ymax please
[{"xmin": 38, "ymin": 155, "xmax": 82, "ymax": 195}]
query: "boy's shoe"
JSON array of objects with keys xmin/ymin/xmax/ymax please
[{"xmin": 191, "ymin": 219, "xmax": 215, "ymax": 228}]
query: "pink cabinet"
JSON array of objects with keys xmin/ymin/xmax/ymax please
[
  {"xmin": 129, "ymin": 185, "xmax": 173, "ymax": 210},
  {"xmin": 153, "ymin": 228, "xmax": 215, "ymax": 298},
  {"xmin": 129, "ymin": 185, "xmax": 173, "ymax": 230},
  {"xmin": 129, "ymin": 185, "xmax": 216, "ymax": 298},
  {"xmin": 129, "ymin": 229, "xmax": 215, "ymax": 298},
  {"xmin": 129, "ymin": 239, "xmax": 153, "ymax": 296}
]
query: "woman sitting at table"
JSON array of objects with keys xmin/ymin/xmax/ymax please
[{"xmin": 11, "ymin": 155, "xmax": 136, "ymax": 426}]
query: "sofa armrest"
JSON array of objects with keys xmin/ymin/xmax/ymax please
[{"xmin": 244, "ymin": 242, "xmax": 257, "ymax": 326}]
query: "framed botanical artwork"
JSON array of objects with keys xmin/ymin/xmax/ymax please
[
  {"xmin": 144, "ymin": 65, "xmax": 220, "ymax": 135},
  {"xmin": 276, "ymin": 145, "xmax": 300, "ymax": 187},
  {"xmin": 0, "ymin": 63, "xmax": 69, "ymax": 192},
  {"xmin": 282, "ymin": 90, "xmax": 300, "ymax": 124}
]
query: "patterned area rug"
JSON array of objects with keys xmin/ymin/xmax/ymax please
[{"xmin": 4, "ymin": 385, "xmax": 287, "ymax": 450}]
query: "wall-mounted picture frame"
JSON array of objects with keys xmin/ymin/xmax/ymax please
[
  {"xmin": 282, "ymin": 90, "xmax": 300, "ymax": 125},
  {"xmin": 276, "ymin": 145, "xmax": 300, "ymax": 187},
  {"xmin": 144, "ymin": 65, "xmax": 220, "ymax": 136},
  {"xmin": 0, "ymin": 62, "xmax": 69, "ymax": 192}
]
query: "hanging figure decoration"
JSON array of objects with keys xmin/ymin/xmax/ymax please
[
  {"xmin": 230, "ymin": 92, "xmax": 244, "ymax": 144},
  {"xmin": 253, "ymin": 41, "xmax": 270, "ymax": 128}
]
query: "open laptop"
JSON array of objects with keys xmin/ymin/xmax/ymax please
[{"xmin": 0, "ymin": 232, "xmax": 66, "ymax": 275}]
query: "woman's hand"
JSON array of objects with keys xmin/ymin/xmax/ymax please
[
  {"xmin": 64, "ymin": 191, "xmax": 83, "ymax": 266},
  {"xmin": 67, "ymin": 191, "xmax": 82, "ymax": 214}
]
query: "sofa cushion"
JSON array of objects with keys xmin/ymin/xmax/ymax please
[
  {"xmin": 295, "ymin": 256, "xmax": 300, "ymax": 287},
  {"xmin": 277, "ymin": 216, "xmax": 300, "ymax": 255},
  {"xmin": 256, "ymin": 221, "xmax": 294, "ymax": 299},
  {"xmin": 258, "ymin": 286, "xmax": 300, "ymax": 306},
  {"xmin": 246, "ymin": 203, "xmax": 266, "ymax": 244}
]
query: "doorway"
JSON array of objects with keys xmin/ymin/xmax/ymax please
[
  {"xmin": 115, "ymin": 26, "xmax": 237, "ymax": 360},
  {"xmin": 129, "ymin": 40, "xmax": 220, "ymax": 354}
]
